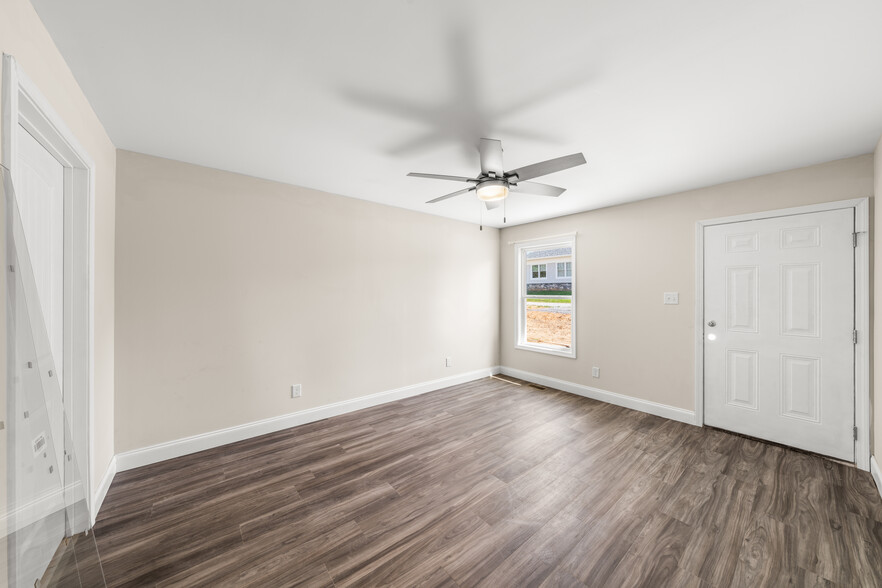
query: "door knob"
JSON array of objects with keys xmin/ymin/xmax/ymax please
[{"xmin": 707, "ymin": 320, "xmax": 716, "ymax": 327}]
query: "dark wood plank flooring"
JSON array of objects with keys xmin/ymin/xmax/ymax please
[
  {"xmin": 94, "ymin": 377, "xmax": 882, "ymax": 587},
  {"xmin": 39, "ymin": 531, "xmax": 107, "ymax": 588}
]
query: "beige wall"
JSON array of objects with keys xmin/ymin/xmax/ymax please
[
  {"xmin": 0, "ymin": 0, "xmax": 116, "ymax": 508},
  {"xmin": 873, "ymin": 138, "xmax": 882, "ymax": 462},
  {"xmin": 114, "ymin": 150, "xmax": 499, "ymax": 453},
  {"xmin": 500, "ymin": 155, "xmax": 874, "ymax": 416}
]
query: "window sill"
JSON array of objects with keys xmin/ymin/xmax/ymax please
[{"xmin": 515, "ymin": 342, "xmax": 576, "ymax": 359}]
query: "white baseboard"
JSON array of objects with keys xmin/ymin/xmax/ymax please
[
  {"xmin": 115, "ymin": 367, "xmax": 500, "ymax": 473},
  {"xmin": 499, "ymin": 366, "xmax": 697, "ymax": 425},
  {"xmin": 872, "ymin": 456, "xmax": 882, "ymax": 501},
  {"xmin": 91, "ymin": 456, "xmax": 117, "ymax": 526},
  {"xmin": 1, "ymin": 484, "xmax": 73, "ymax": 536}
]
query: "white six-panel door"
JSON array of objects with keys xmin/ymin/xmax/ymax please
[
  {"xmin": 15, "ymin": 123, "xmax": 65, "ymax": 468},
  {"xmin": 704, "ymin": 209, "xmax": 854, "ymax": 461},
  {"xmin": 15, "ymin": 123, "xmax": 65, "ymax": 382},
  {"xmin": 11, "ymin": 122, "xmax": 68, "ymax": 585}
]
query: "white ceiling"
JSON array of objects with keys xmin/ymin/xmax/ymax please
[{"xmin": 32, "ymin": 0, "xmax": 882, "ymax": 227}]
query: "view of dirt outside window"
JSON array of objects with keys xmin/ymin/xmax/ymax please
[{"xmin": 524, "ymin": 246, "xmax": 572, "ymax": 349}]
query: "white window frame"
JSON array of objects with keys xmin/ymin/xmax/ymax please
[{"xmin": 514, "ymin": 234, "xmax": 576, "ymax": 358}]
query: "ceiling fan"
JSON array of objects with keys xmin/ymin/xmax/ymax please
[{"xmin": 407, "ymin": 138, "xmax": 587, "ymax": 211}]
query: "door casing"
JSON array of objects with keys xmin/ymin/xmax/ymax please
[
  {"xmin": 695, "ymin": 198, "xmax": 870, "ymax": 470},
  {"xmin": 2, "ymin": 54, "xmax": 96, "ymax": 526}
]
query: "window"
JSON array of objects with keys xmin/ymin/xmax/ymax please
[
  {"xmin": 515, "ymin": 236, "xmax": 576, "ymax": 358},
  {"xmin": 531, "ymin": 264, "xmax": 547, "ymax": 279}
]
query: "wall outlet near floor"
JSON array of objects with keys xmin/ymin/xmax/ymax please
[
  {"xmin": 445, "ymin": 357, "xmax": 453, "ymax": 368},
  {"xmin": 592, "ymin": 367, "xmax": 600, "ymax": 378},
  {"xmin": 663, "ymin": 292, "xmax": 679, "ymax": 305},
  {"xmin": 291, "ymin": 384, "xmax": 302, "ymax": 398}
]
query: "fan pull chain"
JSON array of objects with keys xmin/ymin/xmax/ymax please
[
  {"xmin": 504, "ymin": 198, "xmax": 507, "ymax": 224},
  {"xmin": 479, "ymin": 199, "xmax": 483, "ymax": 231}
]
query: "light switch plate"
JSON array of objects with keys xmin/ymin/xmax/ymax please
[{"xmin": 663, "ymin": 292, "xmax": 679, "ymax": 305}]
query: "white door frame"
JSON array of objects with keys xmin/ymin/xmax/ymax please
[
  {"xmin": 694, "ymin": 198, "xmax": 870, "ymax": 471},
  {"xmin": 2, "ymin": 55, "xmax": 97, "ymax": 522}
]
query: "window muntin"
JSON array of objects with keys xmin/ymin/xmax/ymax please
[{"xmin": 516, "ymin": 238, "xmax": 575, "ymax": 358}]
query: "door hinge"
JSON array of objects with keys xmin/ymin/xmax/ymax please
[
  {"xmin": 853, "ymin": 330, "xmax": 858, "ymax": 344},
  {"xmin": 853, "ymin": 232, "xmax": 858, "ymax": 247},
  {"xmin": 854, "ymin": 426, "xmax": 858, "ymax": 441}
]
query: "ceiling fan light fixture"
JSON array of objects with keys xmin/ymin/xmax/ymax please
[
  {"xmin": 410, "ymin": 139, "xmax": 586, "ymax": 207},
  {"xmin": 476, "ymin": 179, "xmax": 509, "ymax": 201}
]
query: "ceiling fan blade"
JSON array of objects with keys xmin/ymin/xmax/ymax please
[
  {"xmin": 484, "ymin": 200, "xmax": 503, "ymax": 210},
  {"xmin": 426, "ymin": 187, "xmax": 475, "ymax": 204},
  {"xmin": 506, "ymin": 153, "xmax": 586, "ymax": 182},
  {"xmin": 478, "ymin": 138, "xmax": 504, "ymax": 176},
  {"xmin": 509, "ymin": 181, "xmax": 566, "ymax": 197},
  {"xmin": 408, "ymin": 172, "xmax": 475, "ymax": 183}
]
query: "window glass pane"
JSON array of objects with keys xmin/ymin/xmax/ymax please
[{"xmin": 524, "ymin": 296, "xmax": 572, "ymax": 349}]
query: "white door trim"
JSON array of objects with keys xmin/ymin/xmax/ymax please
[
  {"xmin": 2, "ymin": 54, "xmax": 97, "ymax": 522},
  {"xmin": 695, "ymin": 198, "xmax": 870, "ymax": 471}
]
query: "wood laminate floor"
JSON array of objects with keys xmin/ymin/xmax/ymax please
[{"xmin": 94, "ymin": 377, "xmax": 882, "ymax": 587}]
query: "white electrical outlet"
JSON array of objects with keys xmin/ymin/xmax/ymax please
[
  {"xmin": 663, "ymin": 292, "xmax": 679, "ymax": 305},
  {"xmin": 592, "ymin": 367, "xmax": 600, "ymax": 378},
  {"xmin": 445, "ymin": 357, "xmax": 453, "ymax": 367},
  {"xmin": 291, "ymin": 384, "xmax": 302, "ymax": 398}
]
